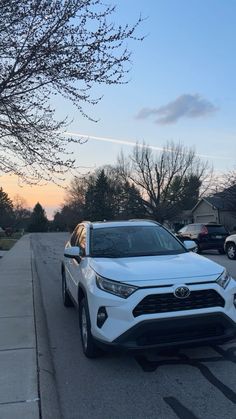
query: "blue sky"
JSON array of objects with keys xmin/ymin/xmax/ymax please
[
  {"xmin": 4, "ymin": 0, "xmax": 236, "ymax": 217},
  {"xmin": 60, "ymin": 0, "xmax": 235, "ymax": 173}
]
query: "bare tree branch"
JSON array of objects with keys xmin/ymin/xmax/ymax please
[
  {"xmin": 0, "ymin": 0, "xmax": 143, "ymax": 183},
  {"xmin": 117, "ymin": 142, "xmax": 211, "ymax": 222}
]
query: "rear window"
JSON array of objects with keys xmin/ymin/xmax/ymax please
[{"xmin": 206, "ymin": 225, "xmax": 228, "ymax": 234}]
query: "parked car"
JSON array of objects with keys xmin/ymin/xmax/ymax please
[
  {"xmin": 224, "ymin": 234, "xmax": 236, "ymax": 260},
  {"xmin": 62, "ymin": 219, "xmax": 236, "ymax": 358},
  {"xmin": 176, "ymin": 223, "xmax": 229, "ymax": 254},
  {"xmin": 0, "ymin": 227, "xmax": 5, "ymax": 237}
]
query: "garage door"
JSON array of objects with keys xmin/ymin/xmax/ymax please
[{"xmin": 194, "ymin": 214, "xmax": 217, "ymax": 223}]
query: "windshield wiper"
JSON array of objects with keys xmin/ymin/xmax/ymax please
[{"xmin": 93, "ymin": 251, "xmax": 125, "ymax": 258}]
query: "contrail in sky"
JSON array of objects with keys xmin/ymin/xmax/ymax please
[{"xmin": 65, "ymin": 131, "xmax": 231, "ymax": 160}]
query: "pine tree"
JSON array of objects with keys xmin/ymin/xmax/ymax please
[
  {"xmin": 0, "ymin": 187, "xmax": 14, "ymax": 228},
  {"xmin": 28, "ymin": 203, "xmax": 48, "ymax": 232},
  {"xmin": 85, "ymin": 170, "xmax": 114, "ymax": 221}
]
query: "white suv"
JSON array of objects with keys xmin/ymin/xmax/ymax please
[{"xmin": 62, "ymin": 220, "xmax": 236, "ymax": 358}]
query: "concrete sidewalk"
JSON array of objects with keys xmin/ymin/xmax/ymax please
[{"xmin": 0, "ymin": 235, "xmax": 40, "ymax": 419}]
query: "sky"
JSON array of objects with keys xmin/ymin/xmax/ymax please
[{"xmin": 2, "ymin": 0, "xmax": 236, "ymax": 218}]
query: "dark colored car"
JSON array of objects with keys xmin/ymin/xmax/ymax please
[{"xmin": 176, "ymin": 223, "xmax": 229, "ymax": 254}]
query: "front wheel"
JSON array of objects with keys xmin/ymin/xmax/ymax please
[
  {"xmin": 194, "ymin": 242, "xmax": 201, "ymax": 253},
  {"xmin": 79, "ymin": 298, "xmax": 101, "ymax": 358},
  {"xmin": 226, "ymin": 243, "xmax": 236, "ymax": 260}
]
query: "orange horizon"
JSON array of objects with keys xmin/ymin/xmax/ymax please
[{"xmin": 1, "ymin": 174, "xmax": 66, "ymax": 214}]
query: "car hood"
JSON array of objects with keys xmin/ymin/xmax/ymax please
[{"xmin": 89, "ymin": 252, "xmax": 223, "ymax": 286}]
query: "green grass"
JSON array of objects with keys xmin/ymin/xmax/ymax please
[{"xmin": 0, "ymin": 238, "xmax": 18, "ymax": 251}]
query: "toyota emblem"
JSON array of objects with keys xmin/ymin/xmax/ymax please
[{"xmin": 174, "ymin": 286, "xmax": 190, "ymax": 299}]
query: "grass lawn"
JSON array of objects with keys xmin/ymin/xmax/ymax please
[{"xmin": 0, "ymin": 238, "xmax": 18, "ymax": 251}]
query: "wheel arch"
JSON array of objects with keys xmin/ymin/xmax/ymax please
[
  {"xmin": 78, "ymin": 283, "xmax": 87, "ymax": 306},
  {"xmin": 61, "ymin": 261, "xmax": 65, "ymax": 275}
]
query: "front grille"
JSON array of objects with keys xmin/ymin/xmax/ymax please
[
  {"xmin": 136, "ymin": 324, "xmax": 225, "ymax": 346},
  {"xmin": 133, "ymin": 290, "xmax": 225, "ymax": 317}
]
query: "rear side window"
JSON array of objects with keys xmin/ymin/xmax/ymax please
[
  {"xmin": 192, "ymin": 225, "xmax": 201, "ymax": 232},
  {"xmin": 206, "ymin": 225, "xmax": 228, "ymax": 234},
  {"xmin": 184, "ymin": 225, "xmax": 196, "ymax": 233},
  {"xmin": 179, "ymin": 226, "xmax": 189, "ymax": 233}
]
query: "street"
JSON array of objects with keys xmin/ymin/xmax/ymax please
[{"xmin": 32, "ymin": 233, "xmax": 236, "ymax": 419}]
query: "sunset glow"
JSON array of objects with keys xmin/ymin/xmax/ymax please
[{"xmin": 1, "ymin": 174, "xmax": 65, "ymax": 219}]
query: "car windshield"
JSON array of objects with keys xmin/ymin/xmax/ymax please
[{"xmin": 90, "ymin": 225, "xmax": 186, "ymax": 258}]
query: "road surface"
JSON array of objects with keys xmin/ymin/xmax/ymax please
[{"xmin": 31, "ymin": 233, "xmax": 236, "ymax": 419}]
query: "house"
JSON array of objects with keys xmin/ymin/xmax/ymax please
[
  {"xmin": 170, "ymin": 210, "xmax": 193, "ymax": 232},
  {"xmin": 192, "ymin": 196, "xmax": 236, "ymax": 232}
]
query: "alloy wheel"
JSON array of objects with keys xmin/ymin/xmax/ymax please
[{"xmin": 228, "ymin": 244, "xmax": 236, "ymax": 259}]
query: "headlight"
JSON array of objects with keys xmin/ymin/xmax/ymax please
[
  {"xmin": 96, "ymin": 275, "xmax": 138, "ymax": 299},
  {"xmin": 216, "ymin": 270, "xmax": 231, "ymax": 289}
]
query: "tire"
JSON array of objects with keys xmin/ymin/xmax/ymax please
[
  {"xmin": 62, "ymin": 271, "xmax": 73, "ymax": 307},
  {"xmin": 195, "ymin": 242, "xmax": 201, "ymax": 253},
  {"xmin": 226, "ymin": 243, "xmax": 236, "ymax": 260},
  {"xmin": 79, "ymin": 298, "xmax": 101, "ymax": 358}
]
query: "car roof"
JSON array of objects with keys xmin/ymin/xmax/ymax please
[
  {"xmin": 186, "ymin": 223, "xmax": 224, "ymax": 227},
  {"xmin": 87, "ymin": 220, "xmax": 161, "ymax": 229}
]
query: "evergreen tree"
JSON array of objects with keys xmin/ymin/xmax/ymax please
[
  {"xmin": 165, "ymin": 174, "xmax": 202, "ymax": 220},
  {"xmin": 114, "ymin": 182, "xmax": 146, "ymax": 220},
  {"xmin": 28, "ymin": 203, "xmax": 48, "ymax": 232},
  {"xmin": 0, "ymin": 187, "xmax": 14, "ymax": 228},
  {"xmin": 61, "ymin": 167, "xmax": 147, "ymax": 223},
  {"xmin": 85, "ymin": 170, "xmax": 114, "ymax": 221}
]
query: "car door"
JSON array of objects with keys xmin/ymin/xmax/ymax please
[{"xmin": 65, "ymin": 225, "xmax": 85, "ymax": 300}]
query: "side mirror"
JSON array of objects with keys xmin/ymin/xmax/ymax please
[
  {"xmin": 183, "ymin": 240, "xmax": 198, "ymax": 252},
  {"xmin": 64, "ymin": 246, "xmax": 83, "ymax": 261}
]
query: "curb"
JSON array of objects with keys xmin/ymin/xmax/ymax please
[{"xmin": 31, "ymin": 243, "xmax": 63, "ymax": 419}]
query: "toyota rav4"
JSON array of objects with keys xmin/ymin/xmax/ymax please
[{"xmin": 62, "ymin": 220, "xmax": 236, "ymax": 358}]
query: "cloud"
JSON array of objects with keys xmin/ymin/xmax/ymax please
[{"xmin": 136, "ymin": 94, "xmax": 218, "ymax": 124}]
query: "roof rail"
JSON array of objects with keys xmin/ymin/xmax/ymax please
[{"xmin": 128, "ymin": 218, "xmax": 161, "ymax": 225}]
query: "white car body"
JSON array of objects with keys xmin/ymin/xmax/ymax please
[
  {"xmin": 224, "ymin": 234, "xmax": 236, "ymax": 260},
  {"xmin": 62, "ymin": 220, "xmax": 236, "ymax": 357}
]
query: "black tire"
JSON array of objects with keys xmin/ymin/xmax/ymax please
[
  {"xmin": 195, "ymin": 242, "xmax": 201, "ymax": 253},
  {"xmin": 62, "ymin": 271, "xmax": 73, "ymax": 307},
  {"xmin": 226, "ymin": 243, "xmax": 236, "ymax": 260},
  {"xmin": 218, "ymin": 248, "xmax": 225, "ymax": 255},
  {"xmin": 79, "ymin": 298, "xmax": 101, "ymax": 358}
]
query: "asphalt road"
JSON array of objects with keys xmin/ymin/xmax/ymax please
[{"xmin": 32, "ymin": 233, "xmax": 236, "ymax": 419}]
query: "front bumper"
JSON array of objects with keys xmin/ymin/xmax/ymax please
[
  {"xmin": 87, "ymin": 278, "xmax": 236, "ymax": 350},
  {"xmin": 109, "ymin": 313, "xmax": 236, "ymax": 350}
]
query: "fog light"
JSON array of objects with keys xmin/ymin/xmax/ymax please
[
  {"xmin": 234, "ymin": 294, "xmax": 236, "ymax": 308},
  {"xmin": 97, "ymin": 307, "xmax": 108, "ymax": 328}
]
